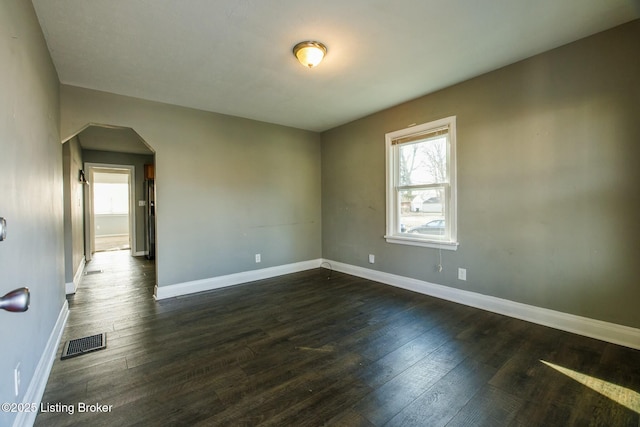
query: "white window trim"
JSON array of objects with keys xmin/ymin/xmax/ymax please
[{"xmin": 384, "ymin": 116, "xmax": 458, "ymax": 251}]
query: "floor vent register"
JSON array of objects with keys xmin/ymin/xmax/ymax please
[
  {"xmin": 84, "ymin": 269, "xmax": 104, "ymax": 275},
  {"xmin": 61, "ymin": 333, "xmax": 107, "ymax": 360}
]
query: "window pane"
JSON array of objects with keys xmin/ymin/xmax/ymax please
[
  {"xmin": 94, "ymin": 183, "xmax": 129, "ymax": 214},
  {"xmin": 398, "ymin": 188, "xmax": 445, "ymax": 235},
  {"xmin": 398, "ymin": 136, "xmax": 447, "ymax": 186},
  {"xmin": 386, "ymin": 116, "xmax": 456, "ymax": 248}
]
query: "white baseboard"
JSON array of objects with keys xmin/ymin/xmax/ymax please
[
  {"xmin": 154, "ymin": 259, "xmax": 323, "ymax": 300},
  {"xmin": 132, "ymin": 250, "xmax": 148, "ymax": 257},
  {"xmin": 66, "ymin": 256, "xmax": 86, "ymax": 295},
  {"xmin": 323, "ymin": 259, "xmax": 640, "ymax": 351},
  {"xmin": 13, "ymin": 301, "xmax": 69, "ymax": 427}
]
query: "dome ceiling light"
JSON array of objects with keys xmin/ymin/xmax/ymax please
[{"xmin": 293, "ymin": 41, "xmax": 327, "ymax": 68}]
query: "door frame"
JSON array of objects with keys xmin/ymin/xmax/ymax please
[{"xmin": 84, "ymin": 163, "xmax": 136, "ymax": 261}]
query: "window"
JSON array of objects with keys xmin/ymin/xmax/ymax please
[
  {"xmin": 94, "ymin": 182, "xmax": 129, "ymax": 214},
  {"xmin": 93, "ymin": 172, "xmax": 130, "ymax": 215},
  {"xmin": 385, "ymin": 116, "xmax": 458, "ymax": 250}
]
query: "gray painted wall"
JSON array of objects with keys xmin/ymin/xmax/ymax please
[
  {"xmin": 82, "ymin": 150, "xmax": 154, "ymax": 255},
  {"xmin": 62, "ymin": 136, "xmax": 85, "ymax": 284},
  {"xmin": 61, "ymin": 89, "xmax": 322, "ymax": 287},
  {"xmin": 321, "ymin": 20, "xmax": 640, "ymax": 329},
  {"xmin": 0, "ymin": 1, "xmax": 65, "ymax": 424},
  {"xmin": 95, "ymin": 214, "xmax": 129, "ymax": 236}
]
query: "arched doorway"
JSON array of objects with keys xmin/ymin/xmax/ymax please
[{"xmin": 61, "ymin": 124, "xmax": 156, "ymax": 293}]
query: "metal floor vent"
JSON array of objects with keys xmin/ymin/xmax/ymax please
[
  {"xmin": 61, "ymin": 333, "xmax": 107, "ymax": 360},
  {"xmin": 84, "ymin": 269, "xmax": 104, "ymax": 275}
]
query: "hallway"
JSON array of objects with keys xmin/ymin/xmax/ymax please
[{"xmin": 36, "ymin": 251, "xmax": 155, "ymax": 426}]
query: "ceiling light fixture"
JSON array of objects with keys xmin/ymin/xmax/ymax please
[{"xmin": 293, "ymin": 41, "xmax": 327, "ymax": 68}]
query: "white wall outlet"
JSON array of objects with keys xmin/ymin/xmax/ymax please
[
  {"xmin": 14, "ymin": 362, "xmax": 20, "ymax": 396},
  {"xmin": 368, "ymin": 254, "xmax": 375, "ymax": 264},
  {"xmin": 458, "ymin": 268, "xmax": 467, "ymax": 281},
  {"xmin": 255, "ymin": 254, "xmax": 261, "ymax": 263}
]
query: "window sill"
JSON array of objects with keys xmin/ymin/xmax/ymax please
[{"xmin": 384, "ymin": 235, "xmax": 459, "ymax": 251}]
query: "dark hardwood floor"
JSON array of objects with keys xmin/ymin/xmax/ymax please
[{"xmin": 35, "ymin": 251, "xmax": 640, "ymax": 426}]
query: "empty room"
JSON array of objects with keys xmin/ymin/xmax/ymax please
[{"xmin": 1, "ymin": 1, "xmax": 639, "ymax": 426}]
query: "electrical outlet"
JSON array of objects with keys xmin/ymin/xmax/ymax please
[
  {"xmin": 368, "ymin": 254, "xmax": 375, "ymax": 264},
  {"xmin": 255, "ymin": 254, "xmax": 261, "ymax": 263},
  {"xmin": 458, "ymin": 268, "xmax": 467, "ymax": 281},
  {"xmin": 14, "ymin": 363, "xmax": 20, "ymax": 396}
]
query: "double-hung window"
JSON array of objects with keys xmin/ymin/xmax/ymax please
[{"xmin": 385, "ymin": 116, "xmax": 458, "ymax": 250}]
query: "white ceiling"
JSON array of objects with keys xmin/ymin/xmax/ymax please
[
  {"xmin": 32, "ymin": 0, "xmax": 639, "ymax": 132},
  {"xmin": 77, "ymin": 126, "xmax": 154, "ymax": 154},
  {"xmin": 93, "ymin": 171, "xmax": 130, "ymax": 184}
]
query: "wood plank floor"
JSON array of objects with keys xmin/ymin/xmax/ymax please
[
  {"xmin": 94, "ymin": 235, "xmax": 130, "ymax": 252},
  {"xmin": 35, "ymin": 251, "xmax": 640, "ymax": 426}
]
